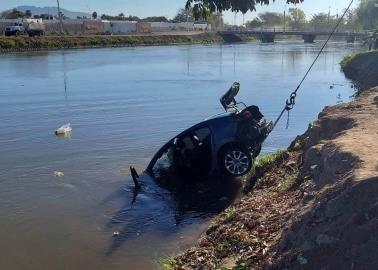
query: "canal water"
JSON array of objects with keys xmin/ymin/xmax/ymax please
[{"xmin": 0, "ymin": 41, "xmax": 360, "ymax": 270}]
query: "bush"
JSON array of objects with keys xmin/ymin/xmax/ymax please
[
  {"xmin": 0, "ymin": 38, "xmax": 16, "ymax": 49},
  {"xmin": 340, "ymin": 53, "xmax": 356, "ymax": 71}
]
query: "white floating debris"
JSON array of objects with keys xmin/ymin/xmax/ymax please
[
  {"xmin": 54, "ymin": 171, "xmax": 64, "ymax": 177},
  {"xmin": 113, "ymin": 231, "xmax": 120, "ymax": 237},
  {"xmin": 55, "ymin": 123, "xmax": 72, "ymax": 136}
]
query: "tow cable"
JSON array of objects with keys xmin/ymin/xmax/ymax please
[{"xmin": 271, "ymin": 0, "xmax": 355, "ymax": 132}]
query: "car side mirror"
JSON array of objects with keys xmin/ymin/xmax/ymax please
[{"xmin": 220, "ymin": 82, "xmax": 240, "ymax": 112}]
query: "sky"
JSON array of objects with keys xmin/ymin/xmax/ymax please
[{"xmin": 0, "ymin": 0, "xmax": 359, "ymax": 24}]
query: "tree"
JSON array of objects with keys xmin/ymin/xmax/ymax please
[
  {"xmin": 288, "ymin": 8, "xmax": 306, "ymax": 29},
  {"xmin": 310, "ymin": 13, "xmax": 330, "ymax": 31},
  {"xmin": 92, "ymin": 11, "xmax": 98, "ymax": 19},
  {"xmin": 246, "ymin": 18, "xmax": 263, "ymax": 28},
  {"xmin": 141, "ymin": 16, "xmax": 168, "ymax": 22},
  {"xmin": 356, "ymin": 0, "xmax": 378, "ymax": 30},
  {"xmin": 185, "ymin": 0, "xmax": 304, "ymax": 18},
  {"xmin": 25, "ymin": 10, "xmax": 32, "ymax": 18},
  {"xmin": 344, "ymin": 10, "xmax": 359, "ymax": 31},
  {"xmin": 173, "ymin": 8, "xmax": 195, "ymax": 22},
  {"xmin": 208, "ymin": 13, "xmax": 223, "ymax": 30},
  {"xmin": 100, "ymin": 13, "xmax": 140, "ymax": 21},
  {"xmin": 259, "ymin": 12, "xmax": 284, "ymax": 26},
  {"xmin": 1, "ymin": 9, "xmax": 26, "ymax": 19}
]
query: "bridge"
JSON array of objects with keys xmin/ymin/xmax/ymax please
[{"xmin": 219, "ymin": 30, "xmax": 370, "ymax": 43}]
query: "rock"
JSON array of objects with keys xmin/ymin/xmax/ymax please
[
  {"xmin": 325, "ymin": 198, "xmax": 344, "ymax": 218},
  {"xmin": 304, "ymin": 145, "xmax": 323, "ymax": 171},
  {"xmin": 301, "ymin": 193, "xmax": 314, "ymax": 206},
  {"xmin": 301, "ymin": 240, "xmax": 315, "ymax": 251},
  {"xmin": 316, "ymin": 234, "xmax": 336, "ymax": 246},
  {"xmin": 286, "ymin": 161, "xmax": 297, "ymax": 168},
  {"xmin": 297, "ymin": 254, "xmax": 308, "ymax": 265}
]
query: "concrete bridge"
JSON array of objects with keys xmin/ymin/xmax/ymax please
[{"xmin": 219, "ymin": 30, "xmax": 370, "ymax": 43}]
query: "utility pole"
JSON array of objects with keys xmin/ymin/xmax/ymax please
[
  {"xmin": 328, "ymin": 6, "xmax": 331, "ymax": 30},
  {"xmin": 283, "ymin": 3, "xmax": 287, "ymax": 33},
  {"xmin": 57, "ymin": 0, "xmax": 64, "ymax": 34}
]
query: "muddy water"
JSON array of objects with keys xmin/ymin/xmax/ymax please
[{"xmin": 0, "ymin": 42, "xmax": 360, "ymax": 269}]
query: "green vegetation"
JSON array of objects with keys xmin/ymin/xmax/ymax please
[
  {"xmin": 254, "ymin": 149, "xmax": 286, "ymax": 170},
  {"xmin": 185, "ymin": 0, "xmax": 302, "ymax": 15},
  {"xmin": 278, "ymin": 172, "xmax": 300, "ymax": 192},
  {"xmin": 356, "ymin": 0, "xmax": 378, "ymax": 30},
  {"xmin": 235, "ymin": 259, "xmax": 252, "ymax": 270},
  {"xmin": 160, "ymin": 256, "xmax": 177, "ymax": 270},
  {"xmin": 223, "ymin": 206, "xmax": 237, "ymax": 222},
  {"xmin": 0, "ymin": 33, "xmax": 226, "ymax": 52},
  {"xmin": 186, "ymin": 0, "xmax": 369, "ymax": 31},
  {"xmin": 340, "ymin": 53, "xmax": 357, "ymax": 70},
  {"xmin": 0, "ymin": 8, "xmax": 30, "ymax": 19},
  {"xmin": 341, "ymin": 50, "xmax": 378, "ymax": 90}
]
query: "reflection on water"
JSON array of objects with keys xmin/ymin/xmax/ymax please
[{"xmin": 0, "ymin": 41, "xmax": 361, "ymax": 270}]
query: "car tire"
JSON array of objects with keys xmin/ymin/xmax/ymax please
[
  {"xmin": 253, "ymin": 145, "xmax": 262, "ymax": 158},
  {"xmin": 219, "ymin": 145, "xmax": 253, "ymax": 177}
]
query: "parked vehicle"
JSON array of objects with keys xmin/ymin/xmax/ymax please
[
  {"xmin": 145, "ymin": 82, "xmax": 273, "ymax": 181},
  {"xmin": 4, "ymin": 22, "xmax": 25, "ymax": 36},
  {"xmin": 4, "ymin": 21, "xmax": 45, "ymax": 37},
  {"xmin": 26, "ymin": 21, "xmax": 45, "ymax": 37}
]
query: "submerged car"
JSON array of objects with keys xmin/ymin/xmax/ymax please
[{"xmin": 145, "ymin": 82, "xmax": 273, "ymax": 180}]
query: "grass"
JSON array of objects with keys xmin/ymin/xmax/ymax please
[
  {"xmin": 340, "ymin": 53, "xmax": 357, "ymax": 70},
  {"xmin": 223, "ymin": 206, "xmax": 238, "ymax": 222},
  {"xmin": 159, "ymin": 256, "xmax": 177, "ymax": 270},
  {"xmin": 291, "ymin": 137, "xmax": 307, "ymax": 151},
  {"xmin": 254, "ymin": 149, "xmax": 287, "ymax": 169},
  {"xmin": 278, "ymin": 172, "xmax": 299, "ymax": 192},
  {"xmin": 244, "ymin": 149, "xmax": 288, "ymax": 192},
  {"xmin": 0, "ymin": 33, "xmax": 226, "ymax": 52},
  {"xmin": 235, "ymin": 259, "xmax": 252, "ymax": 270}
]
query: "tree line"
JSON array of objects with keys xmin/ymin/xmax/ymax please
[
  {"xmin": 186, "ymin": 0, "xmax": 378, "ymax": 31},
  {"xmin": 2, "ymin": 0, "xmax": 377, "ymax": 31}
]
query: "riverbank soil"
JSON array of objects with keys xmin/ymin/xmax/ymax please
[
  {"xmin": 341, "ymin": 51, "xmax": 378, "ymax": 91},
  {"xmin": 173, "ymin": 86, "xmax": 378, "ymax": 269}
]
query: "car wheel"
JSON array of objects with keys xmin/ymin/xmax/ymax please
[
  {"xmin": 220, "ymin": 145, "xmax": 252, "ymax": 177},
  {"xmin": 253, "ymin": 145, "xmax": 262, "ymax": 158}
]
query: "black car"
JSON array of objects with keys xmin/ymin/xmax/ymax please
[{"xmin": 145, "ymin": 82, "xmax": 273, "ymax": 180}]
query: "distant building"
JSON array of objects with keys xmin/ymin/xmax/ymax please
[
  {"xmin": 136, "ymin": 22, "xmax": 151, "ymax": 33},
  {"xmin": 102, "ymin": 20, "xmax": 137, "ymax": 34}
]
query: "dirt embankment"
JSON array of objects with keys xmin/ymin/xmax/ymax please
[
  {"xmin": 171, "ymin": 57, "xmax": 378, "ymax": 269},
  {"xmin": 341, "ymin": 50, "xmax": 378, "ymax": 91},
  {"xmin": 0, "ymin": 32, "xmax": 253, "ymax": 52}
]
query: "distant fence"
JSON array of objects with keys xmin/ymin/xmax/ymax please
[{"xmin": 0, "ymin": 19, "xmax": 211, "ymax": 35}]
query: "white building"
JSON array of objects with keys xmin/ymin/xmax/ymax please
[{"xmin": 102, "ymin": 20, "xmax": 137, "ymax": 34}]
